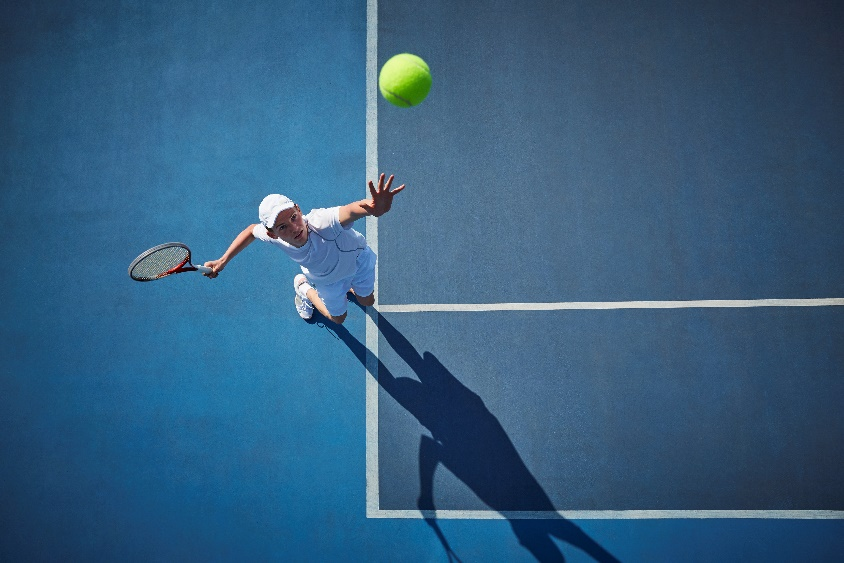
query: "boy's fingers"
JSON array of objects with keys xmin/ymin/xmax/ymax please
[
  {"xmin": 384, "ymin": 174, "xmax": 394, "ymax": 190},
  {"xmin": 391, "ymin": 184, "xmax": 406, "ymax": 195}
]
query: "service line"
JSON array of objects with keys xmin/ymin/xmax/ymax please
[{"xmin": 377, "ymin": 298, "xmax": 844, "ymax": 313}]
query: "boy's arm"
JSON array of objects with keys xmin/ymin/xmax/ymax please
[
  {"xmin": 339, "ymin": 200, "xmax": 376, "ymax": 227},
  {"xmin": 203, "ymin": 224, "xmax": 258, "ymax": 278},
  {"xmin": 339, "ymin": 173, "xmax": 405, "ymax": 227}
]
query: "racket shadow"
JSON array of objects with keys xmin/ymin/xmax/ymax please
[{"xmin": 315, "ymin": 300, "xmax": 619, "ymax": 563}]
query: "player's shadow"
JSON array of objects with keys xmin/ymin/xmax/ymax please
[{"xmin": 314, "ymin": 305, "xmax": 619, "ymax": 563}]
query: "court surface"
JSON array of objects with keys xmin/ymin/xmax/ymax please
[{"xmin": 2, "ymin": 0, "xmax": 843, "ymax": 561}]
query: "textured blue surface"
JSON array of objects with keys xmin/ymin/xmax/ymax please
[{"xmin": 1, "ymin": 0, "xmax": 843, "ymax": 562}]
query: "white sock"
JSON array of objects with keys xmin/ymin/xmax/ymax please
[{"xmin": 297, "ymin": 281, "xmax": 314, "ymax": 301}]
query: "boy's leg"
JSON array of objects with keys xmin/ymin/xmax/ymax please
[
  {"xmin": 305, "ymin": 287, "xmax": 347, "ymax": 324},
  {"xmin": 350, "ymin": 288, "xmax": 375, "ymax": 307},
  {"xmin": 350, "ymin": 247, "xmax": 377, "ymax": 308},
  {"xmin": 295, "ymin": 274, "xmax": 348, "ymax": 324}
]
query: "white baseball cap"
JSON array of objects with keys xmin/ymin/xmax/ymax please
[{"xmin": 258, "ymin": 194, "xmax": 295, "ymax": 229}]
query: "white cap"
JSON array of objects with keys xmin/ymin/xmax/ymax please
[{"xmin": 258, "ymin": 194, "xmax": 295, "ymax": 229}]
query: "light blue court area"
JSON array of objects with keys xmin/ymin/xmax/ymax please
[{"xmin": 2, "ymin": 0, "xmax": 844, "ymax": 562}]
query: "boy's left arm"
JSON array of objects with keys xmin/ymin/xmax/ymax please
[{"xmin": 339, "ymin": 173, "xmax": 405, "ymax": 227}]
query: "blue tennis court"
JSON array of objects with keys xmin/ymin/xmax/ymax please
[{"xmin": 2, "ymin": 0, "xmax": 842, "ymax": 561}]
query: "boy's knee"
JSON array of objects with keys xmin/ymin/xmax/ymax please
[
  {"xmin": 328, "ymin": 312, "xmax": 348, "ymax": 325},
  {"xmin": 356, "ymin": 293, "xmax": 375, "ymax": 307}
]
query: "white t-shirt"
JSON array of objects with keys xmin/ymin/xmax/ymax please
[{"xmin": 252, "ymin": 206, "xmax": 368, "ymax": 286}]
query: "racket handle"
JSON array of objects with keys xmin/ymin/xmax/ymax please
[{"xmin": 196, "ymin": 265, "xmax": 213, "ymax": 274}]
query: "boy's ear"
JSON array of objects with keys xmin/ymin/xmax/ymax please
[{"xmin": 266, "ymin": 227, "xmax": 278, "ymax": 239}]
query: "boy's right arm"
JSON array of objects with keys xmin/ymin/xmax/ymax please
[{"xmin": 203, "ymin": 224, "xmax": 258, "ymax": 278}]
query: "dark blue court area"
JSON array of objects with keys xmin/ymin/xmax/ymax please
[{"xmin": 2, "ymin": 0, "xmax": 843, "ymax": 561}]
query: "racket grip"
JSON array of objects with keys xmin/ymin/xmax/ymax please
[{"xmin": 196, "ymin": 265, "xmax": 213, "ymax": 274}]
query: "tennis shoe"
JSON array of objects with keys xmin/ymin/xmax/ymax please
[
  {"xmin": 294, "ymin": 294, "xmax": 313, "ymax": 320},
  {"xmin": 293, "ymin": 274, "xmax": 314, "ymax": 320}
]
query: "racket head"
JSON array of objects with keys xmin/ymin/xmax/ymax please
[{"xmin": 128, "ymin": 242, "xmax": 195, "ymax": 281}]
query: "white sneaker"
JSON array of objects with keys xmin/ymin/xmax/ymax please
[
  {"xmin": 293, "ymin": 274, "xmax": 314, "ymax": 320},
  {"xmin": 295, "ymin": 294, "xmax": 313, "ymax": 320}
]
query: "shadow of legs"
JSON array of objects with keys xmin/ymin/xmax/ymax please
[
  {"xmin": 322, "ymin": 304, "xmax": 618, "ymax": 563},
  {"xmin": 418, "ymin": 435, "xmax": 463, "ymax": 563}
]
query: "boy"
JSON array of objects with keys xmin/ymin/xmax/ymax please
[{"xmin": 203, "ymin": 173, "xmax": 404, "ymax": 324}]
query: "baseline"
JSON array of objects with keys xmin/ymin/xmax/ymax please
[{"xmin": 369, "ymin": 509, "xmax": 844, "ymax": 520}]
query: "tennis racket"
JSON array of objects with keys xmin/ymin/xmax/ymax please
[{"xmin": 128, "ymin": 242, "xmax": 213, "ymax": 282}]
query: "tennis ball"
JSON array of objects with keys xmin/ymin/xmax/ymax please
[{"xmin": 379, "ymin": 53, "xmax": 432, "ymax": 107}]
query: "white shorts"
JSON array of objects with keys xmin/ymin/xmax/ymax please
[{"xmin": 312, "ymin": 247, "xmax": 376, "ymax": 317}]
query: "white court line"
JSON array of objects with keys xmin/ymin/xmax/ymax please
[
  {"xmin": 377, "ymin": 298, "xmax": 844, "ymax": 313},
  {"xmin": 369, "ymin": 509, "xmax": 844, "ymax": 520},
  {"xmin": 365, "ymin": 0, "xmax": 380, "ymax": 519},
  {"xmin": 364, "ymin": 0, "xmax": 843, "ymax": 520}
]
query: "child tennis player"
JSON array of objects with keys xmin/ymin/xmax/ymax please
[{"xmin": 203, "ymin": 173, "xmax": 404, "ymax": 324}]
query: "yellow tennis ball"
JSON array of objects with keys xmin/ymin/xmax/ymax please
[{"xmin": 378, "ymin": 53, "xmax": 432, "ymax": 107}]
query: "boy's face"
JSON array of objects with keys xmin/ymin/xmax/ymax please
[{"xmin": 266, "ymin": 204, "xmax": 308, "ymax": 247}]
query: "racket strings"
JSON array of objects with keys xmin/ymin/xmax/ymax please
[{"xmin": 131, "ymin": 246, "xmax": 190, "ymax": 280}]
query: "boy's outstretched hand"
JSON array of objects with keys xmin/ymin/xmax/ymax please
[{"xmin": 361, "ymin": 173, "xmax": 405, "ymax": 217}]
